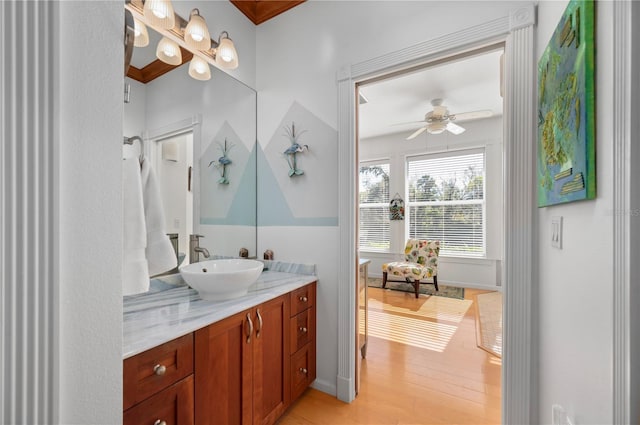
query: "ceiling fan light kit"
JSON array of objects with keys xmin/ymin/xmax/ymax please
[{"xmin": 404, "ymin": 98, "xmax": 492, "ymax": 140}]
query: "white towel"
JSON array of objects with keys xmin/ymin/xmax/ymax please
[
  {"xmin": 122, "ymin": 158, "xmax": 150, "ymax": 295},
  {"xmin": 140, "ymin": 157, "xmax": 178, "ymax": 276}
]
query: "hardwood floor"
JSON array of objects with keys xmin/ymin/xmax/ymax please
[{"xmin": 278, "ymin": 287, "xmax": 501, "ymax": 425}]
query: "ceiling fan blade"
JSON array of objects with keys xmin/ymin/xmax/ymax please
[
  {"xmin": 452, "ymin": 109, "xmax": 493, "ymax": 121},
  {"xmin": 446, "ymin": 122, "xmax": 466, "ymax": 135},
  {"xmin": 390, "ymin": 120, "xmax": 427, "ymax": 127},
  {"xmin": 406, "ymin": 126, "xmax": 427, "ymax": 140}
]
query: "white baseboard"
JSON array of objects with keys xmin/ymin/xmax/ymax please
[
  {"xmin": 310, "ymin": 378, "xmax": 337, "ymax": 397},
  {"xmin": 335, "ymin": 375, "xmax": 354, "ymax": 403}
]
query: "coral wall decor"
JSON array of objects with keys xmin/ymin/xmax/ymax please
[{"xmin": 282, "ymin": 122, "xmax": 309, "ymax": 177}]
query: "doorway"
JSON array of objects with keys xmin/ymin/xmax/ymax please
[
  {"xmin": 354, "ymin": 47, "xmax": 504, "ymax": 421},
  {"xmin": 334, "ymin": 8, "xmax": 536, "ymax": 423},
  {"xmin": 152, "ymin": 131, "xmax": 194, "ymax": 267}
]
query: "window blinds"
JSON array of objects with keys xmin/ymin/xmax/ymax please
[{"xmin": 407, "ymin": 150, "xmax": 485, "ymax": 257}]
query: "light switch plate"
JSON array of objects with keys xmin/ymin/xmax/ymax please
[{"xmin": 551, "ymin": 216, "xmax": 563, "ymax": 249}]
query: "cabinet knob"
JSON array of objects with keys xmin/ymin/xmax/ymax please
[
  {"xmin": 299, "ymin": 296, "xmax": 308, "ymax": 302},
  {"xmin": 299, "ymin": 326, "xmax": 308, "ymax": 333},
  {"xmin": 299, "ymin": 367, "xmax": 308, "ymax": 375},
  {"xmin": 153, "ymin": 364, "xmax": 166, "ymax": 376},
  {"xmin": 154, "ymin": 420, "xmax": 167, "ymax": 425}
]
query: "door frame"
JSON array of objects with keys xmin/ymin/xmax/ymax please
[{"xmin": 335, "ymin": 4, "xmax": 537, "ymax": 424}]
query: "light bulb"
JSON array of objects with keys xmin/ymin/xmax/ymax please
[
  {"xmin": 188, "ymin": 56, "xmax": 211, "ymax": 81},
  {"xmin": 215, "ymin": 35, "xmax": 238, "ymax": 70},
  {"xmin": 133, "ymin": 18, "xmax": 149, "ymax": 48},
  {"xmin": 143, "ymin": 0, "xmax": 175, "ymax": 29},
  {"xmin": 156, "ymin": 37, "xmax": 182, "ymax": 65},
  {"xmin": 184, "ymin": 9, "xmax": 211, "ymax": 51}
]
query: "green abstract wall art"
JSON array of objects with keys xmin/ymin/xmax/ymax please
[{"xmin": 538, "ymin": 0, "xmax": 596, "ymax": 207}]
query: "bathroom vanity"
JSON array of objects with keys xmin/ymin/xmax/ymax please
[{"xmin": 123, "ymin": 265, "xmax": 317, "ymax": 425}]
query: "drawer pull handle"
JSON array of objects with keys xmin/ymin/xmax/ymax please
[
  {"xmin": 256, "ymin": 309, "xmax": 263, "ymax": 339},
  {"xmin": 154, "ymin": 420, "xmax": 167, "ymax": 425},
  {"xmin": 153, "ymin": 364, "xmax": 166, "ymax": 376},
  {"xmin": 299, "ymin": 367, "xmax": 308, "ymax": 375},
  {"xmin": 299, "ymin": 296, "xmax": 308, "ymax": 302},
  {"xmin": 299, "ymin": 326, "xmax": 308, "ymax": 333},
  {"xmin": 246, "ymin": 313, "xmax": 254, "ymax": 344}
]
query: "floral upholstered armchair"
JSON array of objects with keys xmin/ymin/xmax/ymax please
[{"xmin": 382, "ymin": 239, "xmax": 440, "ymax": 298}]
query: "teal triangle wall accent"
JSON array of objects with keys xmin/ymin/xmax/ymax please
[
  {"xmin": 201, "ymin": 143, "xmax": 257, "ymax": 226},
  {"xmin": 257, "ymin": 143, "xmax": 338, "ymax": 227}
]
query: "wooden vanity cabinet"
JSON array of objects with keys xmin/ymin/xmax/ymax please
[
  {"xmin": 195, "ymin": 294, "xmax": 292, "ymax": 425},
  {"xmin": 124, "ymin": 282, "xmax": 317, "ymax": 425},
  {"xmin": 289, "ymin": 283, "xmax": 316, "ymax": 400},
  {"xmin": 123, "ymin": 333, "xmax": 194, "ymax": 425}
]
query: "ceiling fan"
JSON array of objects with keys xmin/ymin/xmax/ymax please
[{"xmin": 404, "ymin": 98, "xmax": 493, "ymax": 140}]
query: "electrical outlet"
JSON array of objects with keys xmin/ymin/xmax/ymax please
[
  {"xmin": 551, "ymin": 216, "xmax": 563, "ymax": 249},
  {"xmin": 174, "ymin": 218, "xmax": 180, "ymax": 229},
  {"xmin": 552, "ymin": 404, "xmax": 574, "ymax": 425}
]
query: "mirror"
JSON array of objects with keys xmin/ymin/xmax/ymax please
[{"xmin": 124, "ymin": 26, "xmax": 257, "ymax": 265}]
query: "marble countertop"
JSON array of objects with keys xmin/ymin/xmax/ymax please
[{"xmin": 123, "ymin": 262, "xmax": 317, "ymax": 359}]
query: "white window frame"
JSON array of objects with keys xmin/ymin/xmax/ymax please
[
  {"xmin": 405, "ymin": 147, "xmax": 486, "ymax": 258},
  {"xmin": 358, "ymin": 159, "xmax": 391, "ymax": 253}
]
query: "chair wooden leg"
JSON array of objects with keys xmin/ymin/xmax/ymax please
[
  {"xmin": 433, "ymin": 275, "xmax": 439, "ymax": 291},
  {"xmin": 414, "ymin": 280, "xmax": 420, "ymax": 298},
  {"xmin": 382, "ymin": 272, "xmax": 388, "ymax": 289}
]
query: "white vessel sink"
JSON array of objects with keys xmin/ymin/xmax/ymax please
[{"xmin": 180, "ymin": 259, "xmax": 264, "ymax": 301}]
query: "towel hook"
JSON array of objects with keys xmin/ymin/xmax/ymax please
[{"xmin": 123, "ymin": 136, "xmax": 144, "ymax": 162}]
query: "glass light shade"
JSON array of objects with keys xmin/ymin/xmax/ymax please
[
  {"xmin": 133, "ymin": 18, "xmax": 149, "ymax": 47},
  {"xmin": 188, "ymin": 56, "xmax": 211, "ymax": 81},
  {"xmin": 143, "ymin": 0, "xmax": 176, "ymax": 29},
  {"xmin": 156, "ymin": 37, "xmax": 182, "ymax": 65},
  {"xmin": 184, "ymin": 10, "xmax": 211, "ymax": 51},
  {"xmin": 215, "ymin": 36, "xmax": 238, "ymax": 70},
  {"xmin": 427, "ymin": 122, "xmax": 447, "ymax": 134}
]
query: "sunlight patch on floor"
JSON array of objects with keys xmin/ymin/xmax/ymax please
[
  {"xmin": 368, "ymin": 296, "xmax": 472, "ymax": 324},
  {"xmin": 366, "ymin": 308, "xmax": 459, "ymax": 352}
]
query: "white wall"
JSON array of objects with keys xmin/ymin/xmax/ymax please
[
  {"xmin": 58, "ymin": 1, "xmax": 123, "ymax": 423},
  {"xmin": 256, "ymin": 0, "xmax": 525, "ymax": 396},
  {"xmin": 536, "ymin": 1, "xmax": 614, "ymax": 424},
  {"xmin": 124, "ymin": 77, "xmax": 147, "ymax": 138},
  {"xmin": 360, "ymin": 117, "xmax": 503, "ymax": 288}
]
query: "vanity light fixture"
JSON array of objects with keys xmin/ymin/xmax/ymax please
[
  {"xmin": 184, "ymin": 9, "xmax": 211, "ymax": 51},
  {"xmin": 143, "ymin": 0, "xmax": 175, "ymax": 29},
  {"xmin": 133, "ymin": 18, "xmax": 149, "ymax": 47},
  {"xmin": 188, "ymin": 56, "xmax": 211, "ymax": 81},
  {"xmin": 215, "ymin": 32, "xmax": 238, "ymax": 70},
  {"xmin": 125, "ymin": 0, "xmax": 241, "ymax": 81},
  {"xmin": 156, "ymin": 36, "xmax": 182, "ymax": 65}
]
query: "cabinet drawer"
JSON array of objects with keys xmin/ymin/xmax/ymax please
[
  {"xmin": 290, "ymin": 343, "xmax": 316, "ymax": 401},
  {"xmin": 124, "ymin": 375, "xmax": 194, "ymax": 425},
  {"xmin": 290, "ymin": 306, "xmax": 315, "ymax": 355},
  {"xmin": 124, "ymin": 333, "xmax": 194, "ymax": 410},
  {"xmin": 290, "ymin": 283, "xmax": 315, "ymax": 317}
]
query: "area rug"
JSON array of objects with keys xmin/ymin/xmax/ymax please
[
  {"xmin": 474, "ymin": 291, "xmax": 502, "ymax": 358},
  {"xmin": 367, "ymin": 277, "xmax": 464, "ymax": 300}
]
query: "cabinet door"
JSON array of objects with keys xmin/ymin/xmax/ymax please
[
  {"xmin": 252, "ymin": 295, "xmax": 291, "ymax": 425},
  {"xmin": 123, "ymin": 375, "xmax": 194, "ymax": 425},
  {"xmin": 195, "ymin": 310, "xmax": 253, "ymax": 425}
]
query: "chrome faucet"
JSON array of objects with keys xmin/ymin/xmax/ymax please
[{"xmin": 189, "ymin": 234, "xmax": 210, "ymax": 263}]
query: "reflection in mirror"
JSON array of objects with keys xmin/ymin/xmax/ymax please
[{"xmin": 124, "ymin": 25, "xmax": 256, "ymax": 269}]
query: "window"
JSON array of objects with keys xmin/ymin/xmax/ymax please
[
  {"xmin": 407, "ymin": 149, "xmax": 485, "ymax": 257},
  {"xmin": 359, "ymin": 162, "xmax": 390, "ymax": 252}
]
